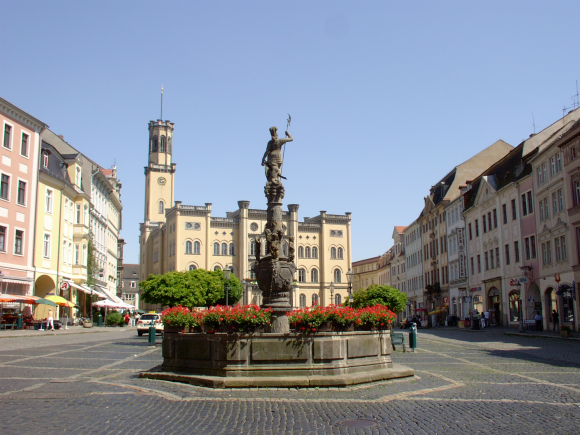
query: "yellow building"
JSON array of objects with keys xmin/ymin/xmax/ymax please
[
  {"xmin": 139, "ymin": 119, "xmax": 352, "ymax": 310},
  {"xmin": 33, "ymin": 140, "xmax": 91, "ymax": 319}
]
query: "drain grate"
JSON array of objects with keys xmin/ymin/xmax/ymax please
[{"xmin": 337, "ymin": 419, "xmax": 377, "ymax": 428}]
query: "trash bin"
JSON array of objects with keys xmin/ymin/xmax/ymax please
[
  {"xmin": 17, "ymin": 313, "xmax": 23, "ymax": 330},
  {"xmin": 409, "ymin": 323, "xmax": 417, "ymax": 350},
  {"xmin": 97, "ymin": 314, "xmax": 103, "ymax": 327},
  {"xmin": 471, "ymin": 315, "xmax": 480, "ymax": 330}
]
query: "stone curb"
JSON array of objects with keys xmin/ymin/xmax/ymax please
[
  {"xmin": 503, "ymin": 332, "xmax": 580, "ymax": 341},
  {"xmin": 139, "ymin": 363, "xmax": 414, "ymax": 389},
  {"xmin": 0, "ymin": 326, "xmax": 136, "ymax": 339}
]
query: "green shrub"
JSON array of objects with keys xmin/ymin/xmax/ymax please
[{"xmin": 106, "ymin": 312, "xmax": 123, "ymax": 326}]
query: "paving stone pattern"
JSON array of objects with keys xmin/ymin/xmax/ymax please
[{"xmin": 0, "ymin": 328, "xmax": 579, "ymax": 434}]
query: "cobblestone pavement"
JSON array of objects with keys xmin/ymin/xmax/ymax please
[{"xmin": 1, "ymin": 328, "xmax": 579, "ymax": 434}]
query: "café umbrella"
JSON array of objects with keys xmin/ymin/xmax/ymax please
[{"xmin": 45, "ymin": 295, "xmax": 74, "ymax": 329}]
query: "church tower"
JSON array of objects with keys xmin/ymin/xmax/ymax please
[{"xmin": 143, "ymin": 119, "xmax": 176, "ymax": 223}]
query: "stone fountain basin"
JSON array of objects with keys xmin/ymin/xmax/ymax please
[{"xmin": 140, "ymin": 330, "xmax": 414, "ymax": 388}]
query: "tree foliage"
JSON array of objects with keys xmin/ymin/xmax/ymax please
[
  {"xmin": 350, "ymin": 284, "xmax": 407, "ymax": 313},
  {"xmin": 140, "ymin": 269, "xmax": 243, "ymax": 308},
  {"xmin": 86, "ymin": 230, "xmax": 99, "ymax": 287}
]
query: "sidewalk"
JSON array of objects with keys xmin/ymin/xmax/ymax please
[
  {"xmin": 421, "ymin": 324, "xmax": 580, "ymax": 341},
  {"xmin": 0, "ymin": 325, "xmax": 136, "ymax": 339}
]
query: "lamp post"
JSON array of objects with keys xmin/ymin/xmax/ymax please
[
  {"xmin": 347, "ymin": 268, "xmax": 354, "ymax": 306},
  {"xmin": 330, "ymin": 282, "xmax": 335, "ymax": 306},
  {"xmin": 224, "ymin": 267, "xmax": 233, "ymax": 307}
]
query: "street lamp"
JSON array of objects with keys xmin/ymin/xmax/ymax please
[
  {"xmin": 347, "ymin": 268, "xmax": 354, "ymax": 306},
  {"xmin": 330, "ymin": 282, "xmax": 335, "ymax": 306},
  {"xmin": 224, "ymin": 267, "xmax": 233, "ymax": 306}
]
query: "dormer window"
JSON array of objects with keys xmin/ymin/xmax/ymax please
[{"xmin": 42, "ymin": 151, "xmax": 49, "ymax": 168}]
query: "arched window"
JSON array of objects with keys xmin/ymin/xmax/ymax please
[
  {"xmin": 338, "ymin": 247, "xmax": 344, "ymax": 259},
  {"xmin": 299, "ymin": 294, "xmax": 306, "ymax": 308},
  {"xmin": 214, "ymin": 265, "xmax": 221, "ymax": 271},
  {"xmin": 312, "ymin": 246, "xmax": 318, "ymax": 258},
  {"xmin": 213, "ymin": 242, "xmax": 220, "ymax": 255},
  {"xmin": 251, "ymin": 241, "xmax": 257, "ymax": 256},
  {"xmin": 160, "ymin": 136, "xmax": 166, "ymax": 153},
  {"xmin": 152, "ymin": 136, "xmax": 158, "ymax": 152},
  {"xmin": 335, "ymin": 294, "xmax": 342, "ymax": 305},
  {"xmin": 305, "ymin": 247, "xmax": 311, "ymax": 258},
  {"xmin": 298, "ymin": 268, "xmax": 306, "ymax": 282},
  {"xmin": 158, "ymin": 201, "xmax": 164, "ymax": 214},
  {"xmin": 193, "ymin": 241, "xmax": 200, "ymax": 254},
  {"xmin": 312, "ymin": 294, "xmax": 319, "ymax": 306},
  {"xmin": 298, "ymin": 246, "xmax": 304, "ymax": 258},
  {"xmin": 189, "ymin": 264, "xmax": 197, "ymax": 271},
  {"xmin": 185, "ymin": 241, "xmax": 192, "ymax": 254},
  {"xmin": 331, "ymin": 247, "xmax": 337, "ymax": 259},
  {"xmin": 221, "ymin": 243, "xmax": 227, "ymax": 256},
  {"xmin": 334, "ymin": 269, "xmax": 341, "ymax": 283},
  {"xmin": 229, "ymin": 243, "xmax": 235, "ymax": 256},
  {"xmin": 311, "ymin": 269, "xmax": 318, "ymax": 283},
  {"xmin": 283, "ymin": 243, "xmax": 288, "ymax": 256}
]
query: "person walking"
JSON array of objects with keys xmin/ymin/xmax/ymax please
[
  {"xmin": 46, "ymin": 308, "xmax": 54, "ymax": 331},
  {"xmin": 535, "ymin": 312, "xmax": 542, "ymax": 332},
  {"xmin": 484, "ymin": 310, "xmax": 490, "ymax": 327},
  {"xmin": 552, "ymin": 310, "xmax": 560, "ymax": 333}
]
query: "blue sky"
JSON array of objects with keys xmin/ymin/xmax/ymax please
[{"xmin": 3, "ymin": 1, "xmax": 580, "ymax": 264}]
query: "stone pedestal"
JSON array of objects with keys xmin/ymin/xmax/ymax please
[{"xmin": 141, "ymin": 330, "xmax": 414, "ymax": 388}]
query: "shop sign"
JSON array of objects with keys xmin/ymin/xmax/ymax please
[
  {"xmin": 470, "ymin": 286, "xmax": 481, "ymax": 292},
  {"xmin": 443, "ymin": 297, "xmax": 449, "ymax": 305},
  {"xmin": 464, "ymin": 296, "xmax": 472, "ymax": 303},
  {"xmin": 60, "ymin": 281, "xmax": 70, "ymax": 291},
  {"xmin": 509, "ymin": 277, "xmax": 527, "ymax": 286}
]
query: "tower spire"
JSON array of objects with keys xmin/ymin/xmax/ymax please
[{"xmin": 161, "ymin": 85, "xmax": 164, "ymax": 120}]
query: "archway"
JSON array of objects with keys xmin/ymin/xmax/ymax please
[
  {"xmin": 487, "ymin": 287, "xmax": 501, "ymax": 326},
  {"xmin": 34, "ymin": 275, "xmax": 56, "ymax": 320},
  {"xmin": 528, "ymin": 282, "xmax": 541, "ymax": 320}
]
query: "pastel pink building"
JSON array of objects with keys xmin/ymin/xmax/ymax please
[{"xmin": 0, "ymin": 97, "xmax": 47, "ymax": 296}]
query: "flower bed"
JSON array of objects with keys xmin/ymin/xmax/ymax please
[
  {"xmin": 286, "ymin": 304, "xmax": 396, "ymax": 333},
  {"xmin": 161, "ymin": 306, "xmax": 201, "ymax": 332},
  {"xmin": 199, "ymin": 304, "xmax": 272, "ymax": 333}
]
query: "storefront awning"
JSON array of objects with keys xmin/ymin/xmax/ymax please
[
  {"xmin": 94, "ymin": 285, "xmax": 123, "ymax": 304},
  {"xmin": 65, "ymin": 281, "xmax": 92, "ymax": 294}
]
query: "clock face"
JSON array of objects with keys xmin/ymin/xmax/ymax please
[{"xmin": 157, "ymin": 177, "xmax": 166, "ymax": 185}]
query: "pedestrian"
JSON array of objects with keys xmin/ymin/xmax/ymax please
[
  {"xmin": 480, "ymin": 311, "xmax": 486, "ymax": 329},
  {"xmin": 535, "ymin": 312, "xmax": 542, "ymax": 331},
  {"xmin": 134, "ymin": 312, "xmax": 140, "ymax": 327},
  {"xmin": 484, "ymin": 310, "xmax": 490, "ymax": 327},
  {"xmin": 47, "ymin": 308, "xmax": 54, "ymax": 331},
  {"xmin": 552, "ymin": 310, "xmax": 560, "ymax": 333},
  {"xmin": 124, "ymin": 312, "xmax": 131, "ymax": 326}
]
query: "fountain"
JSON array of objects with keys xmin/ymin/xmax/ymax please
[{"xmin": 141, "ymin": 126, "xmax": 414, "ymax": 388}]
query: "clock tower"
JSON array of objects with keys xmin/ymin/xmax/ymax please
[{"xmin": 144, "ymin": 119, "xmax": 176, "ymax": 223}]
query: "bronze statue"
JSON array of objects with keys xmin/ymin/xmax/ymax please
[{"xmin": 261, "ymin": 127, "xmax": 293, "ymax": 182}]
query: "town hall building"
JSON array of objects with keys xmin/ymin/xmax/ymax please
[{"xmin": 139, "ymin": 119, "xmax": 352, "ymax": 310}]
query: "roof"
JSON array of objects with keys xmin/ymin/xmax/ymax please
[
  {"xmin": 101, "ymin": 169, "xmax": 114, "ymax": 176},
  {"xmin": 352, "ymin": 256, "xmax": 381, "ymax": 266},
  {"xmin": 394, "ymin": 226, "xmax": 408, "ymax": 234},
  {"xmin": 123, "ymin": 263, "xmax": 140, "ymax": 279}
]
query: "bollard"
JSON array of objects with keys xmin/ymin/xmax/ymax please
[
  {"xmin": 148, "ymin": 320, "xmax": 156, "ymax": 346},
  {"xmin": 409, "ymin": 322, "xmax": 417, "ymax": 351},
  {"xmin": 17, "ymin": 313, "xmax": 23, "ymax": 330},
  {"xmin": 97, "ymin": 314, "xmax": 103, "ymax": 327}
]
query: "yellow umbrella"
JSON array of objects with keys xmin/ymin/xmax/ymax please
[{"xmin": 45, "ymin": 295, "xmax": 70, "ymax": 306}]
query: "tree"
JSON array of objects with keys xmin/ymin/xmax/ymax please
[
  {"xmin": 350, "ymin": 284, "xmax": 407, "ymax": 313},
  {"xmin": 140, "ymin": 268, "xmax": 243, "ymax": 308}
]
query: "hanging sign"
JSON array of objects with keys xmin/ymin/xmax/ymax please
[{"xmin": 60, "ymin": 281, "xmax": 70, "ymax": 291}]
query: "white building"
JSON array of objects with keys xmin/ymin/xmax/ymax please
[{"xmin": 404, "ymin": 219, "xmax": 423, "ymax": 315}]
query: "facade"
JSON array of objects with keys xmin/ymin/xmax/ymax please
[
  {"xmin": 121, "ymin": 263, "xmax": 140, "ymax": 308},
  {"xmin": 139, "ymin": 119, "xmax": 352, "ymax": 311},
  {"xmin": 445, "ymin": 196, "xmax": 468, "ymax": 319},
  {"xmin": 33, "ymin": 139, "xmax": 92, "ymax": 318},
  {"xmin": 0, "ymin": 97, "xmax": 47, "ymax": 299},
  {"xmin": 352, "ymin": 256, "xmax": 380, "ymax": 292},
  {"xmin": 47, "ymin": 130, "xmax": 123, "ymax": 298},
  {"xmin": 404, "ymin": 219, "xmax": 424, "ymax": 315},
  {"xmin": 421, "ymin": 140, "xmax": 514, "ymax": 313},
  {"xmin": 462, "ymin": 108, "xmax": 580, "ymax": 328},
  {"xmin": 559, "ymin": 118, "xmax": 580, "ymax": 331}
]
